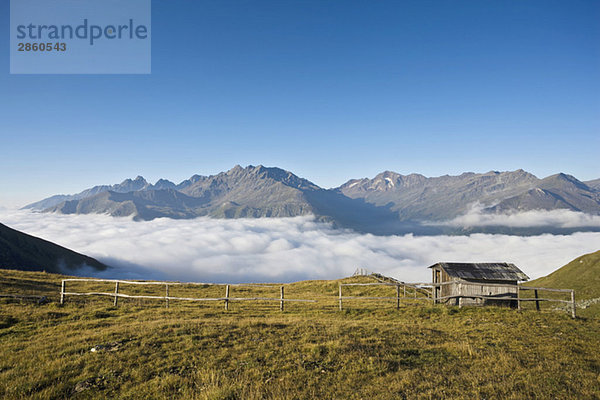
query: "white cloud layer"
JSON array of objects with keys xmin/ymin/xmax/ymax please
[
  {"xmin": 1, "ymin": 210, "xmax": 599, "ymax": 283},
  {"xmin": 440, "ymin": 205, "xmax": 600, "ymax": 228}
]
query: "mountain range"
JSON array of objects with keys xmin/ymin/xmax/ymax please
[{"xmin": 23, "ymin": 165, "xmax": 600, "ymax": 235}]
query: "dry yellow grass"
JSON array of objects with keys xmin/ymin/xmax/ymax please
[{"xmin": 1, "ymin": 269, "xmax": 599, "ymax": 399}]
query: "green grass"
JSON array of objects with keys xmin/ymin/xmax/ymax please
[
  {"xmin": 528, "ymin": 250, "xmax": 600, "ymax": 299},
  {"xmin": 526, "ymin": 250, "xmax": 600, "ymax": 318},
  {"xmin": 1, "ymin": 269, "xmax": 600, "ymax": 399}
]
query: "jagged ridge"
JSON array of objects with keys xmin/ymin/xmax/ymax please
[{"xmin": 22, "ymin": 166, "xmax": 600, "ymax": 234}]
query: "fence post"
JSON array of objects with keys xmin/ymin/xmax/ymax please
[
  {"xmin": 571, "ymin": 290, "xmax": 576, "ymax": 319},
  {"xmin": 113, "ymin": 281, "xmax": 119, "ymax": 307},
  {"xmin": 338, "ymin": 284, "xmax": 342, "ymax": 311},
  {"xmin": 517, "ymin": 285, "xmax": 521, "ymax": 311},
  {"xmin": 403, "ymin": 284, "xmax": 406, "ymax": 298},
  {"xmin": 225, "ymin": 285, "xmax": 230, "ymax": 311},
  {"xmin": 60, "ymin": 280, "xmax": 65, "ymax": 305},
  {"xmin": 396, "ymin": 284, "xmax": 400, "ymax": 309},
  {"xmin": 534, "ymin": 289, "xmax": 540, "ymax": 311},
  {"xmin": 165, "ymin": 284, "xmax": 169, "ymax": 308},
  {"xmin": 280, "ymin": 286, "xmax": 284, "ymax": 311}
]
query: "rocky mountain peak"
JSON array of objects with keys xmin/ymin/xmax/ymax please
[{"xmin": 228, "ymin": 165, "xmax": 244, "ymax": 174}]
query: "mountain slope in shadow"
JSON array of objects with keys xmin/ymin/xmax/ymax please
[{"xmin": 0, "ymin": 223, "xmax": 109, "ymax": 273}]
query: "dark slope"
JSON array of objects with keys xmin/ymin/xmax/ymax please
[{"xmin": 0, "ymin": 223, "xmax": 109, "ymax": 273}]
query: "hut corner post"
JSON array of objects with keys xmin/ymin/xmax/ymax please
[
  {"xmin": 432, "ymin": 266, "xmax": 437, "ymax": 304},
  {"xmin": 571, "ymin": 290, "xmax": 576, "ymax": 319},
  {"xmin": 280, "ymin": 286, "xmax": 284, "ymax": 312},
  {"xmin": 431, "ymin": 269, "xmax": 435, "ymax": 305},
  {"xmin": 60, "ymin": 280, "xmax": 65, "ymax": 305},
  {"xmin": 225, "ymin": 285, "xmax": 230, "ymax": 311},
  {"xmin": 338, "ymin": 284, "xmax": 342, "ymax": 311}
]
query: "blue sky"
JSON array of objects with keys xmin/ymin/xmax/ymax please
[{"xmin": 1, "ymin": 0, "xmax": 599, "ymax": 207}]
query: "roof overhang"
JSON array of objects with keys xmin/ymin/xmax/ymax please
[{"xmin": 429, "ymin": 262, "xmax": 530, "ymax": 281}]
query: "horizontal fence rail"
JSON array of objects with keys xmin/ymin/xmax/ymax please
[
  {"xmin": 338, "ymin": 282, "xmax": 432, "ymax": 311},
  {"xmin": 60, "ymin": 278, "xmax": 278, "ymax": 287},
  {"xmin": 58, "ymin": 277, "xmax": 575, "ymax": 318},
  {"xmin": 60, "ymin": 279, "xmax": 315, "ymax": 311},
  {"xmin": 339, "ymin": 280, "xmax": 576, "ymax": 318},
  {"xmin": 429, "ymin": 280, "xmax": 576, "ymax": 318}
]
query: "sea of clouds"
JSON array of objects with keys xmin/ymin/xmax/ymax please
[
  {"xmin": 439, "ymin": 204, "xmax": 600, "ymax": 228},
  {"xmin": 1, "ymin": 210, "xmax": 599, "ymax": 283}
]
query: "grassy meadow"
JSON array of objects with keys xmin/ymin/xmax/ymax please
[
  {"xmin": 526, "ymin": 250, "xmax": 600, "ymax": 318},
  {"xmin": 0, "ymin": 269, "xmax": 599, "ymax": 399}
]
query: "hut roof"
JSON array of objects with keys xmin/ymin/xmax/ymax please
[{"xmin": 429, "ymin": 262, "xmax": 529, "ymax": 281}]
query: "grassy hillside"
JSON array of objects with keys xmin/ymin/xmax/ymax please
[
  {"xmin": 528, "ymin": 250, "xmax": 600, "ymax": 299},
  {"xmin": 1, "ymin": 270, "xmax": 599, "ymax": 399}
]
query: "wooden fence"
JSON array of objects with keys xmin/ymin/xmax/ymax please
[
  {"xmin": 60, "ymin": 279, "xmax": 315, "ymax": 311},
  {"xmin": 339, "ymin": 280, "xmax": 577, "ymax": 318},
  {"xmin": 338, "ymin": 282, "xmax": 432, "ymax": 311},
  {"xmin": 518, "ymin": 286, "xmax": 576, "ymax": 318},
  {"xmin": 430, "ymin": 281, "xmax": 576, "ymax": 318},
  {"xmin": 59, "ymin": 278, "xmax": 576, "ymax": 318}
]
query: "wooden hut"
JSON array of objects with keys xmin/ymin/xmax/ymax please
[{"xmin": 430, "ymin": 262, "xmax": 529, "ymax": 307}]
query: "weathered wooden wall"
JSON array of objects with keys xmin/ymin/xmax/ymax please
[
  {"xmin": 457, "ymin": 279, "xmax": 518, "ymax": 306},
  {"xmin": 432, "ymin": 266, "xmax": 518, "ymax": 306}
]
